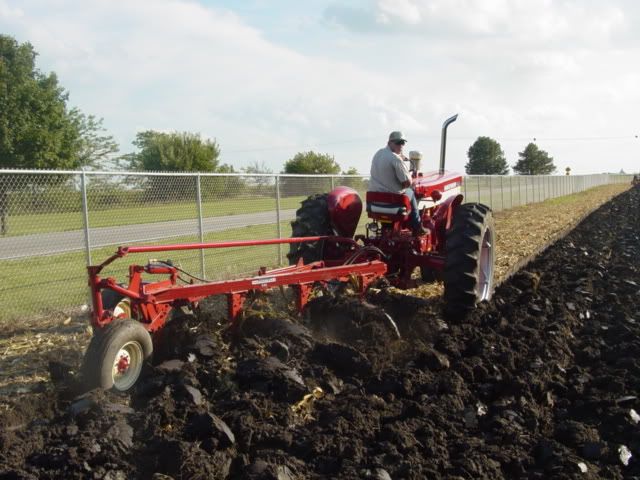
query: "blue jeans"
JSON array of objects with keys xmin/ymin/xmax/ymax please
[{"xmin": 404, "ymin": 188, "xmax": 421, "ymax": 229}]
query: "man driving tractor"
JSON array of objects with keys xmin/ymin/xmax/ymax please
[{"xmin": 369, "ymin": 131, "xmax": 427, "ymax": 235}]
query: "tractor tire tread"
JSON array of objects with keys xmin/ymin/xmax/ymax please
[
  {"xmin": 443, "ymin": 202, "xmax": 495, "ymax": 319},
  {"xmin": 287, "ymin": 193, "xmax": 332, "ymax": 265}
]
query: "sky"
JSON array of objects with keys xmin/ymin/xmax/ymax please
[{"xmin": 1, "ymin": 0, "xmax": 639, "ymax": 175}]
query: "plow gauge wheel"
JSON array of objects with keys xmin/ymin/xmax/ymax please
[{"xmin": 82, "ymin": 319, "xmax": 153, "ymax": 392}]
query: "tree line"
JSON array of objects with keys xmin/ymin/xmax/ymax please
[{"xmin": 465, "ymin": 136, "xmax": 556, "ymax": 176}]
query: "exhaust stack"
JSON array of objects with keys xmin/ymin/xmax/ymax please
[{"xmin": 439, "ymin": 114, "xmax": 458, "ymax": 175}]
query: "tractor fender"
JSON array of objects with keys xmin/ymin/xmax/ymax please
[
  {"xmin": 327, "ymin": 186, "xmax": 363, "ymax": 238},
  {"xmin": 432, "ymin": 193, "xmax": 464, "ymax": 231}
]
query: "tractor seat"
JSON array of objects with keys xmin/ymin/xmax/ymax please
[{"xmin": 366, "ymin": 191, "xmax": 411, "ymax": 221}]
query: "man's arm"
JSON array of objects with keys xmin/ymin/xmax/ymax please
[{"xmin": 392, "ymin": 155, "xmax": 412, "ymax": 189}]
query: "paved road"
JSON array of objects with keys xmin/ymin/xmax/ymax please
[
  {"xmin": 0, "ymin": 209, "xmax": 297, "ymax": 260},
  {"xmin": 0, "ymin": 183, "xmax": 568, "ymax": 261}
]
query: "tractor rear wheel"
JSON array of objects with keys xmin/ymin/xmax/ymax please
[
  {"xmin": 82, "ymin": 319, "xmax": 153, "ymax": 392},
  {"xmin": 443, "ymin": 203, "xmax": 495, "ymax": 319},
  {"xmin": 287, "ymin": 193, "xmax": 332, "ymax": 265}
]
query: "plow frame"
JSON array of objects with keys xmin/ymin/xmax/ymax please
[{"xmin": 88, "ymin": 236, "xmax": 387, "ymax": 331}]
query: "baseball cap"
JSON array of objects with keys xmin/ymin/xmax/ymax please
[{"xmin": 388, "ymin": 131, "xmax": 407, "ymax": 143}]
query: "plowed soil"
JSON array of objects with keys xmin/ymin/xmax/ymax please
[{"xmin": 2, "ymin": 184, "xmax": 640, "ymax": 479}]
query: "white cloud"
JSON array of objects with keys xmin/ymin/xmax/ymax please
[
  {"xmin": 0, "ymin": 0, "xmax": 639, "ymax": 175},
  {"xmin": 328, "ymin": 0, "xmax": 628, "ymax": 45},
  {"xmin": 377, "ymin": 0, "xmax": 423, "ymax": 25}
]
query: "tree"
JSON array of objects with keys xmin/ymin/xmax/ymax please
[
  {"xmin": 69, "ymin": 109, "xmax": 119, "ymax": 169},
  {"xmin": 122, "ymin": 130, "xmax": 245, "ymax": 200},
  {"xmin": 242, "ymin": 161, "xmax": 273, "ymax": 176},
  {"xmin": 0, "ymin": 34, "xmax": 119, "ymax": 171},
  {"xmin": 282, "ymin": 151, "xmax": 341, "ymax": 174},
  {"xmin": 280, "ymin": 151, "xmax": 340, "ymax": 197},
  {"xmin": 513, "ymin": 143, "xmax": 556, "ymax": 175},
  {"xmin": 0, "ymin": 35, "xmax": 121, "ymax": 234},
  {"xmin": 0, "ymin": 35, "xmax": 80, "ymax": 170},
  {"xmin": 465, "ymin": 137, "xmax": 509, "ymax": 175},
  {"xmin": 339, "ymin": 166, "xmax": 366, "ymax": 191},
  {"xmin": 242, "ymin": 161, "xmax": 274, "ymax": 190},
  {"xmin": 124, "ymin": 131, "xmax": 222, "ymax": 172}
]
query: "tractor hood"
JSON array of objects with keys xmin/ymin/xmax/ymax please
[{"xmin": 413, "ymin": 170, "xmax": 463, "ymax": 200}]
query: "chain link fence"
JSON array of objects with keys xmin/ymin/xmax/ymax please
[{"xmin": 0, "ymin": 170, "xmax": 631, "ymax": 321}]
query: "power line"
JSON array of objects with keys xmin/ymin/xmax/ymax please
[{"xmin": 223, "ymin": 134, "xmax": 639, "ymax": 154}]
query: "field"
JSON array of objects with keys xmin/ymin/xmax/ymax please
[
  {"xmin": 2, "ymin": 195, "xmax": 306, "ymax": 237},
  {"xmin": 0, "ymin": 222, "xmax": 294, "ymax": 317},
  {"xmin": 0, "ymin": 183, "xmax": 638, "ymax": 479}
]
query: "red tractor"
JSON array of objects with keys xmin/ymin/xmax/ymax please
[
  {"xmin": 83, "ymin": 115, "xmax": 495, "ymax": 391},
  {"xmin": 288, "ymin": 114, "xmax": 494, "ymax": 314}
]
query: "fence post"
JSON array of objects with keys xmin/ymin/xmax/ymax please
[
  {"xmin": 509, "ymin": 175, "xmax": 513, "ymax": 208},
  {"xmin": 196, "ymin": 173, "xmax": 206, "ymax": 279},
  {"xmin": 276, "ymin": 175, "xmax": 283, "ymax": 265},
  {"xmin": 489, "ymin": 176, "xmax": 493, "ymax": 209},
  {"xmin": 330, "ymin": 176, "xmax": 335, "ymax": 190},
  {"xmin": 80, "ymin": 169, "xmax": 92, "ymax": 267},
  {"xmin": 500, "ymin": 176, "xmax": 504, "ymax": 210},
  {"xmin": 477, "ymin": 176, "xmax": 481, "ymax": 203},
  {"xmin": 518, "ymin": 175, "xmax": 522, "ymax": 206}
]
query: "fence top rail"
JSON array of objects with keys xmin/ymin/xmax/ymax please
[
  {"xmin": 0, "ymin": 169, "xmax": 369, "ymax": 178},
  {"xmin": 0, "ymin": 169, "xmax": 632, "ymax": 178}
]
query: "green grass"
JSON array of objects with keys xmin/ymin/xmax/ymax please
[
  {"xmin": 0, "ymin": 222, "xmax": 288, "ymax": 320},
  {"xmin": 2, "ymin": 195, "xmax": 306, "ymax": 237}
]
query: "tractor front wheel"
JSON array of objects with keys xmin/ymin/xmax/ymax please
[
  {"xmin": 443, "ymin": 203, "xmax": 495, "ymax": 319},
  {"xmin": 82, "ymin": 320, "xmax": 153, "ymax": 391}
]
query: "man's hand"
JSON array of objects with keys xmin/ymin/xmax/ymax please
[{"xmin": 401, "ymin": 180, "xmax": 411, "ymax": 189}]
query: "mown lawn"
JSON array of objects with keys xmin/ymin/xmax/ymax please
[
  {"xmin": 1, "ymin": 195, "xmax": 306, "ymax": 237},
  {"xmin": 0, "ymin": 222, "xmax": 288, "ymax": 319}
]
